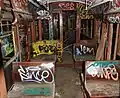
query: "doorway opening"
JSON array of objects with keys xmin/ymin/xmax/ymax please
[
  {"xmin": 62, "ymin": 10, "xmax": 76, "ymax": 64},
  {"xmin": 63, "ymin": 11, "xmax": 76, "ymax": 48}
]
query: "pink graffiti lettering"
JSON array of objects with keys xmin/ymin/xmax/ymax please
[
  {"xmin": 113, "ymin": 0, "xmax": 120, "ymax": 7},
  {"xmin": 58, "ymin": 2, "xmax": 74, "ymax": 10}
]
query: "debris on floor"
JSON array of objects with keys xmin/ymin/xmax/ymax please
[{"xmin": 55, "ymin": 67, "xmax": 84, "ymax": 98}]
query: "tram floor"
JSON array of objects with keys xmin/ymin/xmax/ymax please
[{"xmin": 55, "ymin": 67, "xmax": 84, "ymax": 98}]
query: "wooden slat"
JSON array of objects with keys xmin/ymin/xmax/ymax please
[
  {"xmin": 107, "ymin": 23, "xmax": 113, "ymax": 60},
  {"xmin": 0, "ymin": 69, "xmax": 7, "ymax": 98},
  {"xmin": 113, "ymin": 24, "xmax": 119, "ymax": 60},
  {"xmin": 31, "ymin": 20, "xmax": 35, "ymax": 42},
  {"xmin": 59, "ymin": 12, "xmax": 63, "ymax": 42},
  {"xmin": 95, "ymin": 23, "xmax": 107, "ymax": 60},
  {"xmin": 76, "ymin": 14, "xmax": 81, "ymax": 42},
  {"xmin": 93, "ymin": 19, "xmax": 99, "ymax": 40},
  {"xmin": 38, "ymin": 20, "xmax": 42, "ymax": 40}
]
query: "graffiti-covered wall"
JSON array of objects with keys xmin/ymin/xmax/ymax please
[
  {"xmin": 32, "ymin": 40, "xmax": 63, "ymax": 62},
  {"xmin": 85, "ymin": 61, "xmax": 120, "ymax": 97},
  {"xmin": 12, "ymin": 62, "xmax": 55, "ymax": 96},
  {"xmin": 0, "ymin": 34, "xmax": 14, "ymax": 58},
  {"xmin": 73, "ymin": 40, "xmax": 96, "ymax": 61}
]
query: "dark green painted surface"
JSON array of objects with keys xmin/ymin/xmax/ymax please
[
  {"xmin": 75, "ymin": 54, "xmax": 95, "ymax": 61},
  {"xmin": 23, "ymin": 87, "xmax": 52, "ymax": 96}
]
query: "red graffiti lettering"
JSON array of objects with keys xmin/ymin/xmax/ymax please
[{"xmin": 113, "ymin": 0, "xmax": 120, "ymax": 7}]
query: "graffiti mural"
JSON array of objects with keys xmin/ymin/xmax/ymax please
[
  {"xmin": 32, "ymin": 40, "xmax": 63, "ymax": 62},
  {"xmin": 113, "ymin": 0, "xmax": 120, "ymax": 7},
  {"xmin": 76, "ymin": 3, "xmax": 94, "ymax": 19},
  {"xmin": 75, "ymin": 45, "xmax": 94, "ymax": 56},
  {"xmin": 13, "ymin": 62, "xmax": 55, "ymax": 83},
  {"xmin": 11, "ymin": 0, "xmax": 28, "ymax": 11},
  {"xmin": 0, "ymin": 35, "xmax": 14, "ymax": 58},
  {"xmin": 86, "ymin": 61, "xmax": 119, "ymax": 81},
  {"xmin": 85, "ymin": 61, "xmax": 120, "ymax": 97},
  {"xmin": 18, "ymin": 63, "xmax": 54, "ymax": 84},
  {"xmin": 58, "ymin": 2, "xmax": 75, "ymax": 10},
  {"xmin": 108, "ymin": 14, "xmax": 120, "ymax": 23},
  {"xmin": 73, "ymin": 41, "xmax": 96, "ymax": 61},
  {"xmin": 12, "ymin": 62, "xmax": 55, "ymax": 96}
]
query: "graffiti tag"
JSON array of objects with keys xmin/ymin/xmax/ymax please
[
  {"xmin": 12, "ymin": 0, "xmax": 27, "ymax": 11},
  {"xmin": 76, "ymin": 45, "xmax": 94, "ymax": 55},
  {"xmin": 76, "ymin": 4, "xmax": 94, "ymax": 19},
  {"xmin": 18, "ymin": 64, "xmax": 54, "ymax": 84},
  {"xmin": 87, "ymin": 63, "xmax": 118, "ymax": 81},
  {"xmin": 108, "ymin": 15, "xmax": 120, "ymax": 23},
  {"xmin": 1, "ymin": 36, "xmax": 14, "ymax": 57},
  {"xmin": 58, "ymin": 2, "xmax": 75, "ymax": 10},
  {"xmin": 32, "ymin": 40, "xmax": 63, "ymax": 62},
  {"xmin": 113, "ymin": 0, "xmax": 120, "ymax": 7}
]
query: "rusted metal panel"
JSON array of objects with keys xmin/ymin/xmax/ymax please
[
  {"xmin": 89, "ymin": 0, "xmax": 112, "ymax": 14},
  {"xmin": 0, "ymin": 0, "xmax": 3, "ymax": 13},
  {"xmin": 38, "ymin": 20, "xmax": 42, "ymax": 41},
  {"xmin": 0, "ymin": 69, "xmax": 7, "ymax": 98},
  {"xmin": 8, "ymin": 62, "xmax": 55, "ymax": 97},
  {"xmin": 31, "ymin": 20, "xmax": 35, "ymax": 42},
  {"xmin": 10, "ymin": 0, "xmax": 32, "ymax": 24},
  {"xmin": 85, "ymin": 61, "xmax": 120, "ymax": 97}
]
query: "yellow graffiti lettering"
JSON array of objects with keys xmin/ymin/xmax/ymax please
[
  {"xmin": 32, "ymin": 40, "xmax": 63, "ymax": 62},
  {"xmin": 77, "ymin": 4, "xmax": 94, "ymax": 19}
]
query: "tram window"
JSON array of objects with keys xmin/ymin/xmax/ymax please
[
  {"xmin": 35, "ymin": 20, "xmax": 39, "ymax": 41},
  {"xmin": 8, "ymin": 21, "xmax": 12, "ymax": 31},
  {"xmin": 41, "ymin": 19, "xmax": 49, "ymax": 40},
  {"xmin": 0, "ymin": 20, "xmax": 12, "ymax": 34},
  {"xmin": 0, "ymin": 20, "xmax": 13, "ymax": 59},
  {"xmin": 81, "ymin": 19, "xmax": 94, "ymax": 40},
  {"xmin": 3, "ymin": 26, "xmax": 8, "ymax": 32}
]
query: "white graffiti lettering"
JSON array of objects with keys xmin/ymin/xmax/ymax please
[
  {"xmin": 76, "ymin": 48, "xmax": 82, "ymax": 55},
  {"xmin": 89, "ymin": 64, "xmax": 118, "ymax": 81},
  {"xmin": 108, "ymin": 16, "xmax": 120, "ymax": 23},
  {"xmin": 18, "ymin": 64, "xmax": 54, "ymax": 84},
  {"xmin": 76, "ymin": 45, "xmax": 94, "ymax": 55}
]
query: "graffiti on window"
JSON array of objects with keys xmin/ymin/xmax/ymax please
[{"xmin": 0, "ymin": 36, "xmax": 14, "ymax": 57}]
